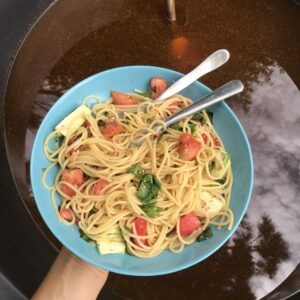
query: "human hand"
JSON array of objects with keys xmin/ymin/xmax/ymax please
[{"xmin": 32, "ymin": 247, "xmax": 108, "ymax": 300}]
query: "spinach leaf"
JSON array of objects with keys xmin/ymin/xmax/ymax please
[
  {"xmin": 197, "ymin": 226, "xmax": 213, "ymax": 242},
  {"xmin": 97, "ymin": 119, "xmax": 106, "ymax": 127},
  {"xmin": 206, "ymin": 110, "xmax": 214, "ymax": 124},
  {"xmin": 192, "ymin": 112, "xmax": 205, "ymax": 125},
  {"xmin": 128, "ymin": 164, "xmax": 145, "ymax": 179}
]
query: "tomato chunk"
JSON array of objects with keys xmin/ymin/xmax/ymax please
[
  {"xmin": 92, "ymin": 179, "xmax": 109, "ymax": 195},
  {"xmin": 61, "ymin": 169, "xmax": 85, "ymax": 197},
  {"xmin": 150, "ymin": 77, "xmax": 167, "ymax": 99},
  {"xmin": 179, "ymin": 212, "xmax": 201, "ymax": 236},
  {"xmin": 178, "ymin": 133, "xmax": 201, "ymax": 160},
  {"xmin": 111, "ymin": 91, "xmax": 138, "ymax": 105},
  {"xmin": 212, "ymin": 135, "xmax": 221, "ymax": 147},
  {"xmin": 61, "ymin": 185, "xmax": 75, "ymax": 197},
  {"xmin": 100, "ymin": 119, "xmax": 125, "ymax": 138},
  {"xmin": 62, "ymin": 169, "xmax": 84, "ymax": 185},
  {"xmin": 133, "ymin": 218, "xmax": 148, "ymax": 246},
  {"xmin": 60, "ymin": 208, "xmax": 73, "ymax": 221}
]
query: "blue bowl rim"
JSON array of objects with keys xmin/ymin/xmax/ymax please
[{"xmin": 30, "ymin": 65, "xmax": 254, "ymax": 276}]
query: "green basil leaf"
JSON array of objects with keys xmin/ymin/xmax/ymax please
[
  {"xmin": 197, "ymin": 226, "xmax": 213, "ymax": 242},
  {"xmin": 136, "ymin": 90, "xmax": 152, "ymax": 98},
  {"xmin": 141, "ymin": 205, "xmax": 162, "ymax": 218},
  {"xmin": 152, "ymin": 175, "xmax": 162, "ymax": 188},
  {"xmin": 136, "ymin": 174, "xmax": 161, "ymax": 201},
  {"xmin": 136, "ymin": 174, "xmax": 153, "ymax": 199},
  {"xmin": 169, "ymin": 123, "xmax": 182, "ymax": 131},
  {"xmin": 188, "ymin": 122, "xmax": 196, "ymax": 134},
  {"xmin": 192, "ymin": 112, "xmax": 206, "ymax": 125},
  {"xmin": 132, "ymin": 169, "xmax": 162, "ymax": 215},
  {"xmin": 128, "ymin": 164, "xmax": 145, "ymax": 179}
]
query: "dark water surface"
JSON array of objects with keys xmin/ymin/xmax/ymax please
[{"xmin": 4, "ymin": 0, "xmax": 300, "ymax": 299}]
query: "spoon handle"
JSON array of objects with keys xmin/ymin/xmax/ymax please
[
  {"xmin": 164, "ymin": 80, "xmax": 244, "ymax": 127},
  {"xmin": 154, "ymin": 49, "xmax": 230, "ymax": 103}
]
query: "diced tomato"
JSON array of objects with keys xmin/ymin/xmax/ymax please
[
  {"xmin": 62, "ymin": 169, "xmax": 84, "ymax": 185},
  {"xmin": 150, "ymin": 77, "xmax": 167, "ymax": 99},
  {"xmin": 61, "ymin": 169, "xmax": 85, "ymax": 197},
  {"xmin": 92, "ymin": 179, "xmax": 109, "ymax": 195},
  {"xmin": 61, "ymin": 184, "xmax": 75, "ymax": 197},
  {"xmin": 60, "ymin": 208, "xmax": 73, "ymax": 221},
  {"xmin": 133, "ymin": 218, "xmax": 148, "ymax": 246},
  {"xmin": 178, "ymin": 133, "xmax": 201, "ymax": 160},
  {"xmin": 212, "ymin": 135, "xmax": 221, "ymax": 147},
  {"xmin": 111, "ymin": 91, "xmax": 138, "ymax": 105},
  {"xmin": 167, "ymin": 101, "xmax": 180, "ymax": 112},
  {"xmin": 179, "ymin": 133, "xmax": 194, "ymax": 144},
  {"xmin": 100, "ymin": 119, "xmax": 125, "ymax": 138},
  {"xmin": 179, "ymin": 212, "xmax": 201, "ymax": 236}
]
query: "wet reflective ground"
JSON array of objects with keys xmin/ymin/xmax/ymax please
[{"xmin": 4, "ymin": 0, "xmax": 300, "ymax": 299}]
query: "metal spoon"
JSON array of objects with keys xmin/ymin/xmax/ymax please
[
  {"xmin": 154, "ymin": 49, "xmax": 230, "ymax": 103},
  {"xmin": 132, "ymin": 80, "xmax": 244, "ymax": 147}
]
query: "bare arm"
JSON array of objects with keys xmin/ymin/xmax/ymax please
[{"xmin": 32, "ymin": 247, "xmax": 108, "ymax": 300}]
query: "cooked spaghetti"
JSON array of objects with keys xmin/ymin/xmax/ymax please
[{"xmin": 43, "ymin": 82, "xmax": 233, "ymax": 259}]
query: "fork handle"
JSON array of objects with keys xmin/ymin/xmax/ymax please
[
  {"xmin": 154, "ymin": 49, "xmax": 230, "ymax": 103},
  {"xmin": 164, "ymin": 80, "xmax": 244, "ymax": 127}
]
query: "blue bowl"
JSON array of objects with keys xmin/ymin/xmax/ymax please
[{"xmin": 30, "ymin": 66, "xmax": 254, "ymax": 276}]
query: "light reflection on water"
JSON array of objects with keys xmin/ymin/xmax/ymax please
[{"xmin": 232, "ymin": 62, "xmax": 300, "ymax": 299}]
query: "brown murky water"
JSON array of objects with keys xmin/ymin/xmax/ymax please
[{"xmin": 4, "ymin": 0, "xmax": 300, "ymax": 299}]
